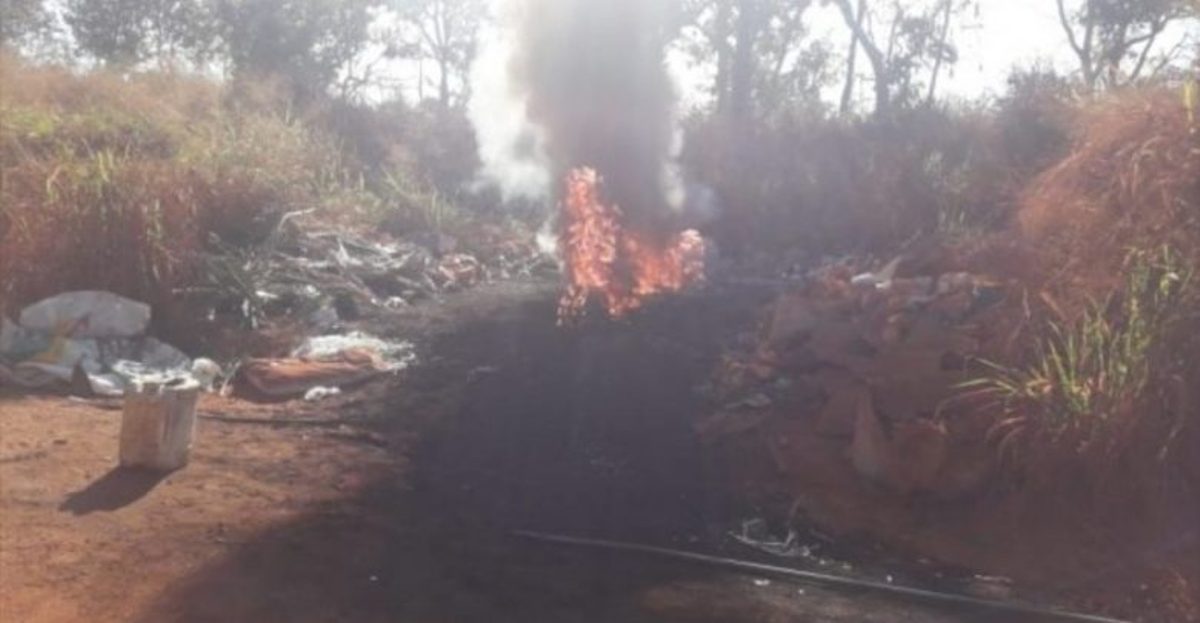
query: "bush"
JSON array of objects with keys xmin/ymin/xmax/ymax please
[{"xmin": 684, "ymin": 105, "xmax": 1035, "ymax": 263}]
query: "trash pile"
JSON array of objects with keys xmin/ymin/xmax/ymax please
[
  {"xmin": 195, "ymin": 221, "xmax": 554, "ymax": 328},
  {"xmin": 703, "ymin": 255, "xmax": 1014, "ymax": 498},
  {"xmin": 0, "ymin": 291, "xmax": 192, "ymax": 396},
  {"xmin": 0, "ymin": 290, "xmax": 418, "ymax": 403},
  {"xmin": 1, "ymin": 218, "xmax": 538, "ymax": 401}
]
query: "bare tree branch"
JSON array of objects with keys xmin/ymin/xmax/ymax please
[
  {"xmin": 1125, "ymin": 19, "xmax": 1166, "ymax": 84},
  {"xmin": 1056, "ymin": 0, "xmax": 1084, "ymax": 57}
]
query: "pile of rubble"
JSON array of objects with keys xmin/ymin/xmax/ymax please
[{"xmin": 702, "ymin": 255, "xmax": 1017, "ymax": 498}]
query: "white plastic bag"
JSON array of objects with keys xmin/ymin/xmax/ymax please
[{"xmin": 19, "ymin": 291, "xmax": 151, "ymax": 338}]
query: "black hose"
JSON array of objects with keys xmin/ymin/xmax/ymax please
[{"xmin": 512, "ymin": 530, "xmax": 1130, "ymax": 623}]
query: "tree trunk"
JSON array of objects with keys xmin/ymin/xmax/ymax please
[
  {"xmin": 438, "ymin": 57, "xmax": 450, "ymax": 107},
  {"xmin": 713, "ymin": 0, "xmax": 733, "ymax": 113},
  {"xmin": 832, "ymin": 0, "xmax": 890, "ymax": 116},
  {"xmin": 924, "ymin": 0, "xmax": 953, "ymax": 106},
  {"xmin": 839, "ymin": 0, "xmax": 866, "ymax": 114},
  {"xmin": 729, "ymin": 0, "xmax": 758, "ymax": 120}
]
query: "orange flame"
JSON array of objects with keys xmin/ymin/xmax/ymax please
[{"xmin": 558, "ymin": 167, "xmax": 705, "ymax": 323}]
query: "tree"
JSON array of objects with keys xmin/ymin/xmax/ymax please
[
  {"xmin": 217, "ymin": 0, "xmax": 376, "ymax": 100},
  {"xmin": 66, "ymin": 0, "xmax": 145, "ymax": 65},
  {"xmin": 390, "ymin": 0, "xmax": 484, "ymax": 108},
  {"xmin": 827, "ymin": 0, "xmax": 969, "ymax": 115},
  {"xmin": 1054, "ymin": 0, "xmax": 1196, "ymax": 91},
  {"xmin": 678, "ymin": 0, "xmax": 827, "ymax": 120},
  {"xmin": 1, "ymin": 0, "xmax": 51, "ymax": 47},
  {"xmin": 65, "ymin": 0, "xmax": 218, "ymax": 67}
]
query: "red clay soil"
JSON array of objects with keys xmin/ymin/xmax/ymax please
[
  {"xmin": 1, "ymin": 283, "xmax": 973, "ymax": 623},
  {"xmin": 714, "ymin": 413, "xmax": 1200, "ymax": 621},
  {"xmin": 0, "ymin": 393, "xmax": 400, "ymax": 622}
]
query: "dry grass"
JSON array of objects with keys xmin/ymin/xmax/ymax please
[
  {"xmin": 1019, "ymin": 88, "xmax": 1200, "ymax": 304},
  {"xmin": 964, "ymin": 86, "xmax": 1200, "ymax": 496},
  {"xmin": 0, "ymin": 55, "xmax": 378, "ymax": 335}
]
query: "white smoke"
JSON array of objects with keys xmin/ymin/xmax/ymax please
[{"xmin": 467, "ymin": 0, "xmax": 551, "ymax": 201}]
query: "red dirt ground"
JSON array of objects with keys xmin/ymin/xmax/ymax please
[{"xmin": 1, "ymin": 283, "xmax": 975, "ymax": 623}]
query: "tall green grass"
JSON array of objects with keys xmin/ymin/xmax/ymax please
[{"xmin": 961, "ymin": 246, "xmax": 1194, "ymax": 463}]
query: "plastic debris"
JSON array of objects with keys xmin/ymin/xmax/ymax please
[
  {"xmin": 18, "ymin": 290, "xmax": 150, "ymax": 338},
  {"xmin": 191, "ymin": 358, "xmax": 222, "ymax": 391},
  {"xmin": 293, "ymin": 332, "xmax": 416, "ymax": 371},
  {"xmin": 303, "ymin": 386, "xmax": 342, "ymax": 401},
  {"xmin": 237, "ymin": 332, "xmax": 416, "ymax": 400},
  {"xmin": 239, "ymin": 350, "xmax": 387, "ymax": 399},
  {"xmin": 0, "ymin": 292, "xmax": 194, "ymax": 396},
  {"xmin": 850, "ymin": 256, "xmax": 902, "ymax": 290},
  {"xmin": 730, "ymin": 518, "xmax": 812, "ymax": 558}
]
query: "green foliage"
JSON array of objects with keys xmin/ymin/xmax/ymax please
[
  {"xmin": 65, "ymin": 0, "xmax": 218, "ymax": 67},
  {"xmin": 0, "ymin": 0, "xmax": 51, "ymax": 46},
  {"xmin": 961, "ymin": 246, "xmax": 1194, "ymax": 459},
  {"xmin": 217, "ymin": 0, "xmax": 374, "ymax": 100}
]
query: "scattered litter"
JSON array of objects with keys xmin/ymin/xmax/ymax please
[
  {"xmin": 239, "ymin": 350, "xmax": 388, "ymax": 399},
  {"xmin": 753, "ymin": 578, "xmax": 771, "ymax": 587},
  {"xmin": 304, "ymin": 386, "xmax": 342, "ymax": 401},
  {"xmin": 235, "ymin": 332, "xmax": 415, "ymax": 400},
  {"xmin": 196, "ymin": 223, "xmax": 550, "ymax": 328},
  {"xmin": 731, "ymin": 518, "xmax": 812, "ymax": 558},
  {"xmin": 850, "ymin": 256, "xmax": 902, "ymax": 290},
  {"xmin": 293, "ymin": 332, "xmax": 416, "ymax": 371},
  {"xmin": 0, "ymin": 292, "xmax": 195, "ymax": 396},
  {"xmin": 191, "ymin": 358, "xmax": 222, "ymax": 391}
]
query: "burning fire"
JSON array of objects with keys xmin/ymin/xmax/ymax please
[{"xmin": 557, "ymin": 167, "xmax": 705, "ymax": 323}]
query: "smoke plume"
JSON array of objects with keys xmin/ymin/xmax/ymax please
[{"xmin": 470, "ymin": 0, "xmax": 685, "ymax": 236}]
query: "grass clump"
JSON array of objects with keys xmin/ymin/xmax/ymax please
[{"xmin": 963, "ymin": 246, "xmax": 1194, "ymax": 468}]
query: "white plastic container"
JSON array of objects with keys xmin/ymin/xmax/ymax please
[{"xmin": 119, "ymin": 378, "xmax": 200, "ymax": 471}]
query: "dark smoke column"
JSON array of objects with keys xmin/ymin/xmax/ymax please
[{"xmin": 509, "ymin": 0, "xmax": 683, "ymax": 239}]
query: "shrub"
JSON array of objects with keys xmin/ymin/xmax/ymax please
[{"xmin": 684, "ymin": 105, "xmax": 1035, "ymax": 262}]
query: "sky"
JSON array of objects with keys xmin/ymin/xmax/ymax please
[
  {"xmin": 23, "ymin": 0, "xmax": 1197, "ymax": 107},
  {"xmin": 559, "ymin": 0, "xmax": 1193, "ymax": 110},
  {"xmin": 667, "ymin": 0, "xmax": 1195, "ymax": 109}
]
